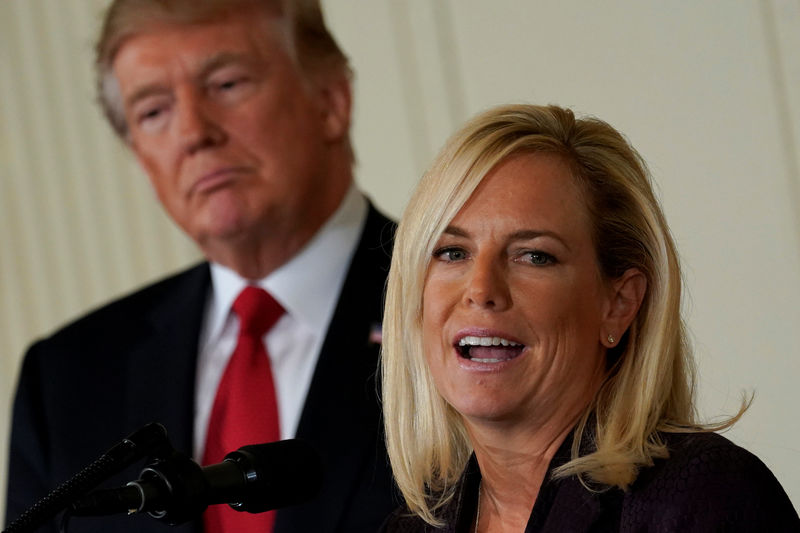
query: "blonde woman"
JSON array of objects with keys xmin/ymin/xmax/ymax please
[{"xmin": 380, "ymin": 104, "xmax": 798, "ymax": 532}]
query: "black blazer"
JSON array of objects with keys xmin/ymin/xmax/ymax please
[
  {"xmin": 6, "ymin": 204, "xmax": 399, "ymax": 533},
  {"xmin": 382, "ymin": 431, "xmax": 799, "ymax": 532}
]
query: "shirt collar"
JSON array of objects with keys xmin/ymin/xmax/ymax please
[{"xmin": 205, "ymin": 186, "xmax": 368, "ymax": 341}]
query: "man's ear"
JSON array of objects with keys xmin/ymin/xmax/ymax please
[
  {"xmin": 601, "ymin": 268, "xmax": 647, "ymax": 348},
  {"xmin": 316, "ymin": 73, "xmax": 351, "ymax": 142}
]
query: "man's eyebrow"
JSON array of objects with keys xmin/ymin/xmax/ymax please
[
  {"xmin": 123, "ymin": 52, "xmax": 256, "ymax": 110},
  {"xmin": 125, "ymin": 83, "xmax": 169, "ymax": 110},
  {"xmin": 196, "ymin": 52, "xmax": 253, "ymax": 80}
]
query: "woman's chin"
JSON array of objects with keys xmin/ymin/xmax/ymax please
[{"xmin": 449, "ymin": 393, "xmax": 525, "ymax": 427}]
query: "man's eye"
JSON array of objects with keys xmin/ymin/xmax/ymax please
[
  {"xmin": 218, "ymin": 79, "xmax": 239, "ymax": 90},
  {"xmin": 213, "ymin": 76, "xmax": 250, "ymax": 93},
  {"xmin": 135, "ymin": 105, "xmax": 169, "ymax": 129},
  {"xmin": 433, "ymin": 247, "xmax": 468, "ymax": 262},
  {"xmin": 140, "ymin": 108, "xmax": 162, "ymax": 121}
]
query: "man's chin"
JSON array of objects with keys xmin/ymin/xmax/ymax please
[
  {"xmin": 185, "ymin": 196, "xmax": 257, "ymax": 240},
  {"xmin": 185, "ymin": 213, "xmax": 254, "ymax": 248}
]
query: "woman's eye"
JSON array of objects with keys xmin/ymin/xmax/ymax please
[
  {"xmin": 522, "ymin": 251, "xmax": 556, "ymax": 266},
  {"xmin": 433, "ymin": 247, "xmax": 468, "ymax": 262}
]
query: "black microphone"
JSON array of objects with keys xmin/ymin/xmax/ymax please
[
  {"xmin": 2, "ymin": 423, "xmax": 172, "ymax": 533},
  {"xmin": 70, "ymin": 439, "xmax": 323, "ymax": 525}
]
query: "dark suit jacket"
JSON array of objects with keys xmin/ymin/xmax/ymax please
[
  {"xmin": 6, "ymin": 204, "xmax": 399, "ymax": 533},
  {"xmin": 382, "ymin": 431, "xmax": 799, "ymax": 532}
]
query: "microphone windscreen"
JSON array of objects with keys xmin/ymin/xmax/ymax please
[{"xmin": 224, "ymin": 439, "xmax": 323, "ymax": 513}]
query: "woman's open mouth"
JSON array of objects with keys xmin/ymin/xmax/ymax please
[{"xmin": 456, "ymin": 336, "xmax": 525, "ymax": 363}]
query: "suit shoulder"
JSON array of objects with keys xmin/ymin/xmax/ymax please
[
  {"xmin": 336, "ymin": 202, "xmax": 395, "ymax": 313},
  {"xmin": 26, "ymin": 263, "xmax": 209, "ymax": 353},
  {"xmin": 624, "ymin": 431, "xmax": 799, "ymax": 531},
  {"xmin": 657, "ymin": 431, "xmax": 779, "ymax": 484},
  {"xmin": 359, "ymin": 202, "xmax": 396, "ymax": 263}
]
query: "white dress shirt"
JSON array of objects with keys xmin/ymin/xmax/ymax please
[{"xmin": 193, "ymin": 186, "xmax": 368, "ymax": 459}]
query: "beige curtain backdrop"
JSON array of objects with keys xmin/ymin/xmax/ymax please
[{"xmin": 2, "ymin": 0, "xmax": 799, "ymax": 519}]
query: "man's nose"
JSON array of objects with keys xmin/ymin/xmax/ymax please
[
  {"xmin": 462, "ymin": 256, "xmax": 511, "ymax": 311},
  {"xmin": 175, "ymin": 89, "xmax": 225, "ymax": 154}
]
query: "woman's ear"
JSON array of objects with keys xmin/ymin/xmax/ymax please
[{"xmin": 601, "ymin": 268, "xmax": 647, "ymax": 348}]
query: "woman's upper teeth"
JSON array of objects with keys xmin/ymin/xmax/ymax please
[{"xmin": 458, "ymin": 336, "xmax": 521, "ymax": 347}]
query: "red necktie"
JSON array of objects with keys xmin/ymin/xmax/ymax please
[{"xmin": 203, "ymin": 286, "xmax": 284, "ymax": 533}]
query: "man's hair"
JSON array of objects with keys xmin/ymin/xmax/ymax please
[
  {"xmin": 381, "ymin": 104, "xmax": 747, "ymax": 526},
  {"xmin": 94, "ymin": 0, "xmax": 350, "ymax": 138}
]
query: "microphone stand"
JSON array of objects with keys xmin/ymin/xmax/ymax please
[
  {"xmin": 70, "ymin": 448, "xmax": 209, "ymax": 526},
  {"xmin": 2, "ymin": 423, "xmax": 173, "ymax": 533},
  {"xmin": 68, "ymin": 439, "xmax": 324, "ymax": 524}
]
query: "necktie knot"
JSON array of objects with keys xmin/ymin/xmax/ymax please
[{"xmin": 233, "ymin": 286, "xmax": 284, "ymax": 337}]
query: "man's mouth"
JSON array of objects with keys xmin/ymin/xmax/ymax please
[
  {"xmin": 456, "ymin": 336, "xmax": 525, "ymax": 363},
  {"xmin": 190, "ymin": 166, "xmax": 252, "ymax": 195}
]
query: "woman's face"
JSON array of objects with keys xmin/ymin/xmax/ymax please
[{"xmin": 422, "ymin": 153, "xmax": 613, "ymax": 428}]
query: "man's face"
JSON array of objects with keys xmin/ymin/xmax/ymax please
[{"xmin": 112, "ymin": 10, "xmax": 350, "ymax": 266}]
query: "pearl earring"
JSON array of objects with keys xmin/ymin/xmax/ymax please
[{"xmin": 607, "ymin": 334, "xmax": 615, "ymax": 344}]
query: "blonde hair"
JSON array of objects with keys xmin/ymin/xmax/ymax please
[
  {"xmin": 94, "ymin": 0, "xmax": 350, "ymax": 139},
  {"xmin": 382, "ymin": 104, "xmax": 745, "ymax": 526}
]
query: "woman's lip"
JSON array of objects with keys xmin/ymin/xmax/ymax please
[
  {"xmin": 452, "ymin": 327, "xmax": 525, "ymax": 347},
  {"xmin": 452, "ymin": 344, "xmax": 527, "ymax": 371}
]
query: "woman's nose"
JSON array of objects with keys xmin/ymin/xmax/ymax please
[{"xmin": 462, "ymin": 257, "xmax": 511, "ymax": 311}]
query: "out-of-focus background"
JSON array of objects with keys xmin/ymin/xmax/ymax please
[{"xmin": 1, "ymin": 0, "xmax": 798, "ymax": 518}]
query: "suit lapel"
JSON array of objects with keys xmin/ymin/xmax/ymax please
[
  {"xmin": 123, "ymin": 263, "xmax": 210, "ymax": 457},
  {"xmin": 275, "ymin": 205, "xmax": 395, "ymax": 533},
  {"xmin": 534, "ymin": 427, "xmax": 618, "ymax": 533},
  {"xmin": 536, "ymin": 476, "xmax": 606, "ymax": 532}
]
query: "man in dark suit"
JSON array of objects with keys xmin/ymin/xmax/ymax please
[{"xmin": 6, "ymin": 1, "xmax": 397, "ymax": 532}]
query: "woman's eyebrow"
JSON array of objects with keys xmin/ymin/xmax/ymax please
[
  {"xmin": 508, "ymin": 229, "xmax": 570, "ymax": 250},
  {"xmin": 442, "ymin": 225, "xmax": 469, "ymax": 238},
  {"xmin": 443, "ymin": 226, "xmax": 570, "ymax": 250}
]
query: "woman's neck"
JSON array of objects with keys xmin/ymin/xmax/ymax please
[{"xmin": 467, "ymin": 414, "xmax": 580, "ymax": 532}]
